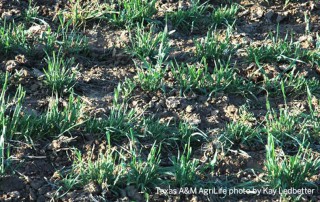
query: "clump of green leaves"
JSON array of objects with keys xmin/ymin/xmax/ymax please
[
  {"xmin": 168, "ymin": 1, "xmax": 238, "ymax": 32},
  {"xmin": 127, "ymin": 23, "xmax": 171, "ymax": 62},
  {"xmin": 254, "ymin": 60, "xmax": 320, "ymax": 98},
  {"xmin": 172, "ymin": 59, "xmax": 253, "ymax": 95},
  {"xmin": 211, "ymin": 4, "xmax": 238, "ymax": 25},
  {"xmin": 44, "ymin": 51, "xmax": 77, "ymax": 94},
  {"xmin": 55, "ymin": 16, "xmax": 89, "ymax": 54},
  {"xmin": 24, "ymin": 0, "xmax": 39, "ymax": 23},
  {"xmin": 85, "ymin": 87, "xmax": 138, "ymax": 141},
  {"xmin": 44, "ymin": 93, "xmax": 83, "ymax": 136},
  {"xmin": 61, "ymin": 145, "xmax": 126, "ymax": 191},
  {"xmin": 195, "ymin": 28, "xmax": 236, "ymax": 62},
  {"xmin": 219, "ymin": 106, "xmax": 262, "ymax": 148},
  {"xmin": 220, "ymin": 122, "xmax": 262, "ymax": 148},
  {"xmin": 206, "ymin": 60, "xmax": 253, "ymax": 94},
  {"xmin": 110, "ymin": 0, "xmax": 157, "ymax": 27},
  {"xmin": 135, "ymin": 67, "xmax": 165, "ymax": 92},
  {"xmin": 172, "ymin": 61, "xmax": 209, "ymax": 95},
  {"xmin": 265, "ymin": 135, "xmax": 320, "ymax": 190},
  {"xmin": 127, "ymin": 143, "xmax": 162, "ymax": 192},
  {"xmin": 170, "ymin": 142, "xmax": 199, "ymax": 187},
  {"xmin": 247, "ymin": 29, "xmax": 304, "ymax": 63},
  {"xmin": 140, "ymin": 118, "xmax": 205, "ymax": 148},
  {"xmin": 266, "ymin": 108, "xmax": 299, "ymax": 143},
  {"xmin": 0, "ymin": 75, "xmax": 25, "ymax": 174},
  {"xmin": 0, "ymin": 21, "xmax": 29, "ymax": 56},
  {"xmin": 40, "ymin": 16, "xmax": 88, "ymax": 55},
  {"xmin": 61, "ymin": 0, "xmax": 111, "ymax": 27},
  {"xmin": 61, "ymin": 139, "xmax": 162, "ymax": 195},
  {"xmin": 167, "ymin": 0, "xmax": 209, "ymax": 32},
  {"xmin": 134, "ymin": 57, "xmax": 166, "ymax": 92}
]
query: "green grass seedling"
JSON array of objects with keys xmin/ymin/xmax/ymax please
[
  {"xmin": 44, "ymin": 51, "xmax": 77, "ymax": 94},
  {"xmin": 265, "ymin": 135, "xmax": 320, "ymax": 190}
]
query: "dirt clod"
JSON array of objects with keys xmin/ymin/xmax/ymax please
[{"xmin": 0, "ymin": 176, "xmax": 24, "ymax": 192}]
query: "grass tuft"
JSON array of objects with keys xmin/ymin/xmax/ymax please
[
  {"xmin": 24, "ymin": 0, "xmax": 39, "ymax": 24},
  {"xmin": 127, "ymin": 23, "xmax": 171, "ymax": 62},
  {"xmin": 44, "ymin": 51, "xmax": 77, "ymax": 94},
  {"xmin": 265, "ymin": 134, "xmax": 320, "ymax": 190},
  {"xmin": 0, "ymin": 21, "xmax": 29, "ymax": 56},
  {"xmin": 110, "ymin": 0, "xmax": 157, "ymax": 27},
  {"xmin": 170, "ymin": 141, "xmax": 199, "ymax": 187},
  {"xmin": 195, "ymin": 28, "xmax": 236, "ymax": 62}
]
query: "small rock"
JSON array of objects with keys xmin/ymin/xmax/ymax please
[
  {"xmin": 84, "ymin": 182, "xmax": 101, "ymax": 195},
  {"xmin": 30, "ymin": 83, "xmax": 39, "ymax": 91},
  {"xmin": 27, "ymin": 25, "xmax": 47, "ymax": 36},
  {"xmin": 132, "ymin": 100, "xmax": 139, "ymax": 107},
  {"xmin": 211, "ymin": 109, "xmax": 219, "ymax": 116},
  {"xmin": 30, "ymin": 180, "xmax": 44, "ymax": 190},
  {"xmin": 15, "ymin": 54, "xmax": 27, "ymax": 64},
  {"xmin": 126, "ymin": 186, "xmax": 143, "ymax": 201},
  {"xmin": 265, "ymin": 10, "xmax": 275, "ymax": 23},
  {"xmin": 308, "ymin": 1, "xmax": 317, "ymax": 10},
  {"xmin": 1, "ymin": 11, "xmax": 13, "ymax": 21},
  {"xmin": 298, "ymin": 35, "xmax": 312, "ymax": 42},
  {"xmin": 251, "ymin": 6, "xmax": 264, "ymax": 20},
  {"xmin": 49, "ymin": 136, "xmax": 76, "ymax": 150},
  {"xmin": 51, "ymin": 140, "xmax": 61, "ymax": 150},
  {"xmin": 186, "ymin": 105, "xmax": 194, "ymax": 113},
  {"xmin": 32, "ymin": 68, "xmax": 45, "ymax": 78},
  {"xmin": 120, "ymin": 31, "xmax": 129, "ymax": 44},
  {"xmin": 165, "ymin": 97, "xmax": 180, "ymax": 109},
  {"xmin": 36, "ymin": 195, "xmax": 45, "ymax": 202},
  {"xmin": 1, "ymin": 9, "xmax": 20, "ymax": 21},
  {"xmin": 9, "ymin": 191, "xmax": 20, "ymax": 199},
  {"xmin": 276, "ymin": 12, "xmax": 289, "ymax": 23},
  {"xmin": 278, "ymin": 64, "xmax": 290, "ymax": 72},
  {"xmin": 0, "ymin": 176, "xmax": 24, "ymax": 192},
  {"xmin": 38, "ymin": 185, "xmax": 50, "ymax": 195},
  {"xmin": 5, "ymin": 60, "xmax": 18, "ymax": 72},
  {"xmin": 226, "ymin": 105, "xmax": 237, "ymax": 113},
  {"xmin": 29, "ymin": 189, "xmax": 37, "ymax": 201},
  {"xmin": 191, "ymin": 118, "xmax": 201, "ymax": 125},
  {"xmin": 299, "ymin": 35, "xmax": 313, "ymax": 49},
  {"xmin": 190, "ymin": 195, "xmax": 198, "ymax": 202},
  {"xmin": 185, "ymin": 114, "xmax": 201, "ymax": 125}
]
